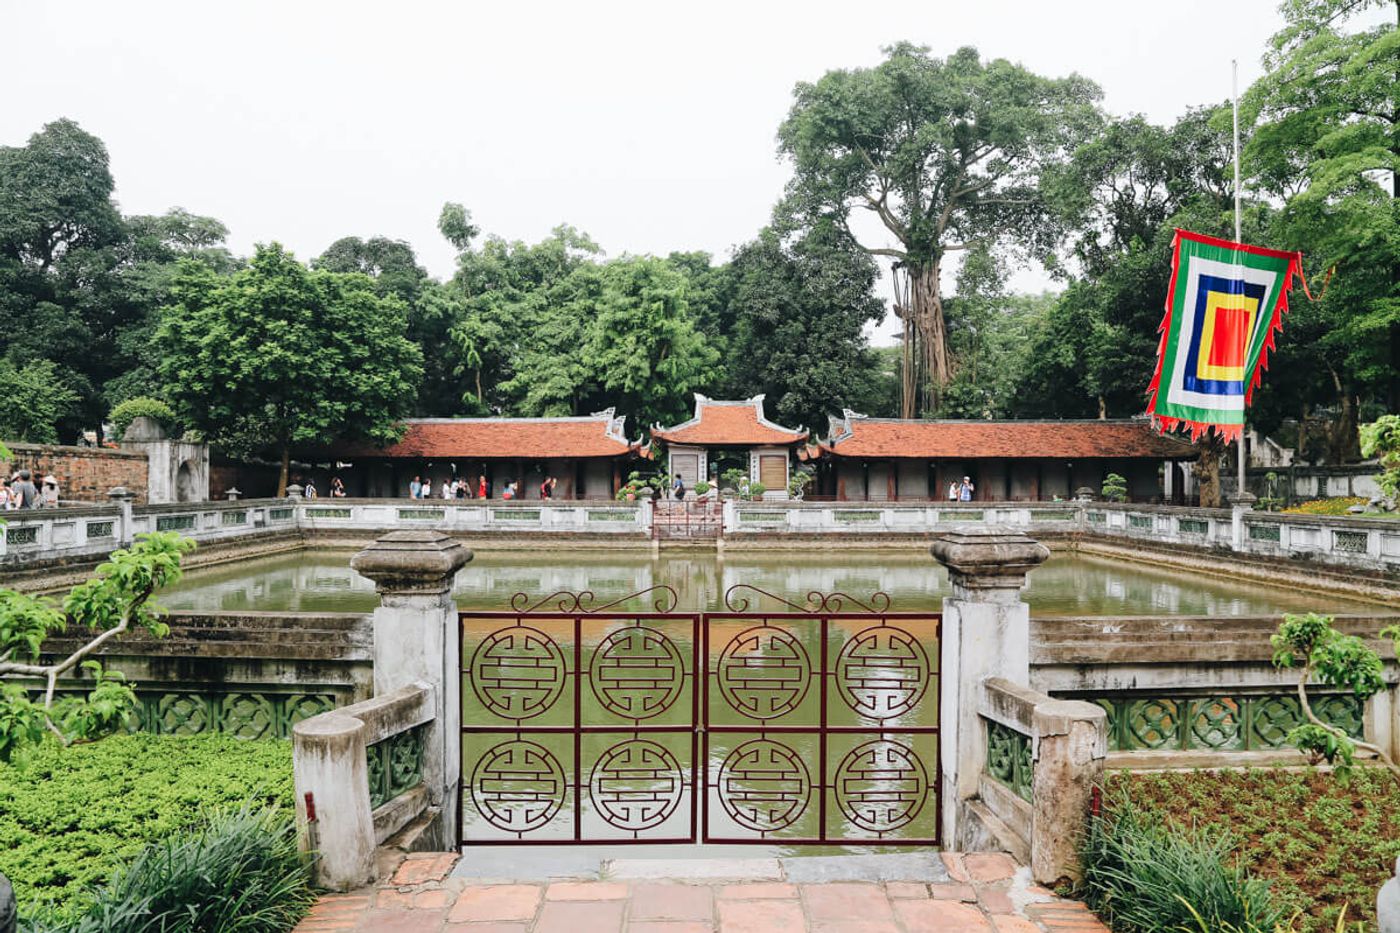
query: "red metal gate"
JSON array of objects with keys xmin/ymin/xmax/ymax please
[{"xmin": 459, "ymin": 585, "xmax": 939, "ymax": 847}]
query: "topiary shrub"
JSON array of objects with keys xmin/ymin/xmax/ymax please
[
  {"xmin": 1102, "ymin": 472, "xmax": 1128, "ymax": 503},
  {"xmin": 108, "ymin": 397, "xmax": 176, "ymax": 442}
]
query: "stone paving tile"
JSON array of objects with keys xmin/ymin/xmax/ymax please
[
  {"xmin": 894, "ymin": 898, "xmax": 995, "ymax": 930},
  {"xmin": 393, "ymin": 853, "xmax": 462, "ymax": 886},
  {"xmin": 630, "ymin": 882, "xmax": 714, "ymax": 921},
  {"xmin": 800, "ymin": 882, "xmax": 895, "ymax": 925},
  {"xmin": 717, "ymin": 882, "xmax": 798, "ymax": 900},
  {"xmin": 627, "ymin": 923, "xmax": 714, "ymax": 933},
  {"xmin": 546, "ymin": 880, "xmax": 629, "ymax": 900},
  {"xmin": 930, "ymin": 881, "xmax": 978, "ymax": 902},
  {"xmin": 354, "ymin": 908, "xmax": 447, "ymax": 931},
  {"xmin": 717, "ymin": 898, "xmax": 807, "ymax": 933},
  {"xmin": 446, "ymin": 884, "xmax": 542, "ymax": 923},
  {"xmin": 442, "ymin": 924, "xmax": 528, "ymax": 933},
  {"xmin": 884, "ymin": 881, "xmax": 928, "ymax": 899},
  {"xmin": 534, "ymin": 899, "xmax": 626, "ymax": 932},
  {"xmin": 963, "ymin": 852, "xmax": 1018, "ymax": 884}
]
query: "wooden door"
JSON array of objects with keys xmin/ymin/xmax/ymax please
[{"xmin": 671, "ymin": 452, "xmax": 701, "ymax": 487}]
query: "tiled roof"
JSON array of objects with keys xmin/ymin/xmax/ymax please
[
  {"xmin": 653, "ymin": 395, "xmax": 807, "ymax": 446},
  {"xmin": 820, "ymin": 413, "xmax": 1196, "ymax": 460},
  {"xmin": 331, "ymin": 410, "xmax": 638, "ymax": 459}
]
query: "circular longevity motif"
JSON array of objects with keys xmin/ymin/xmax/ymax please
[
  {"xmin": 470, "ymin": 740, "xmax": 567, "ymax": 834},
  {"xmin": 588, "ymin": 739, "xmax": 684, "ymax": 831},
  {"xmin": 717, "ymin": 739, "xmax": 811, "ymax": 833},
  {"xmin": 834, "ymin": 740, "xmax": 929, "ymax": 834},
  {"xmin": 716, "ymin": 626, "xmax": 811, "ymax": 720},
  {"xmin": 589, "ymin": 625, "xmax": 686, "ymax": 720},
  {"xmin": 835, "ymin": 626, "xmax": 930, "ymax": 720},
  {"xmin": 470, "ymin": 625, "xmax": 567, "ymax": 720}
]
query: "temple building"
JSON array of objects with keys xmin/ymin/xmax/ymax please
[
  {"xmin": 302, "ymin": 409, "xmax": 643, "ymax": 499},
  {"xmin": 812, "ymin": 412, "xmax": 1196, "ymax": 502},
  {"xmin": 652, "ymin": 395, "xmax": 808, "ymax": 498}
]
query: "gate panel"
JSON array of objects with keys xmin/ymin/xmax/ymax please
[
  {"xmin": 703, "ymin": 589, "xmax": 940, "ymax": 846},
  {"xmin": 461, "ymin": 589, "xmax": 699, "ymax": 845}
]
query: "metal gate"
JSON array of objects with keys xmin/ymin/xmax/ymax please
[{"xmin": 459, "ymin": 585, "xmax": 939, "ymax": 847}]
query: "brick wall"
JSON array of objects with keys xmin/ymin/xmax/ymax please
[{"xmin": 3, "ymin": 442, "xmax": 149, "ymax": 505}]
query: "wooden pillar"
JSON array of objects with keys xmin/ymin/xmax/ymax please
[
  {"xmin": 612, "ymin": 460, "xmax": 622, "ymax": 497},
  {"xmin": 887, "ymin": 460, "xmax": 898, "ymax": 502}
]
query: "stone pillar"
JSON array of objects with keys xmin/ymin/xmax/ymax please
[
  {"xmin": 286, "ymin": 484, "xmax": 304, "ymax": 499},
  {"xmin": 1379, "ymin": 857, "xmax": 1400, "ymax": 933},
  {"xmin": 1030, "ymin": 699, "xmax": 1107, "ymax": 885},
  {"xmin": 930, "ymin": 528, "xmax": 1049, "ymax": 849},
  {"xmin": 225, "ymin": 487, "xmax": 242, "ymax": 501},
  {"xmin": 108, "ymin": 486, "xmax": 135, "ymax": 546},
  {"xmin": 349, "ymin": 531, "xmax": 471, "ymax": 846},
  {"xmin": 293, "ymin": 709, "xmax": 375, "ymax": 890},
  {"xmin": 1229, "ymin": 491, "xmax": 1257, "ymax": 550}
]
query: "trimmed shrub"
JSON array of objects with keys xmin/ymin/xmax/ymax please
[
  {"xmin": 108, "ymin": 397, "xmax": 176, "ymax": 441},
  {"xmin": 29, "ymin": 805, "xmax": 314, "ymax": 933},
  {"xmin": 0, "ymin": 734, "xmax": 293, "ymax": 923},
  {"xmin": 1080, "ymin": 788, "xmax": 1288, "ymax": 932}
]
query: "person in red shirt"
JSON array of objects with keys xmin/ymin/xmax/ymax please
[{"xmin": 477, "ymin": 475, "xmax": 487, "ymax": 499}]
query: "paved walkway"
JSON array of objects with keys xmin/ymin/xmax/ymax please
[{"xmin": 293, "ymin": 852, "xmax": 1109, "ymax": 933}]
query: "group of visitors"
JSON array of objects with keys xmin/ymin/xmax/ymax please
[
  {"xmin": 300, "ymin": 477, "xmax": 347, "ymax": 499},
  {"xmin": 408, "ymin": 475, "xmax": 493, "ymax": 500},
  {"xmin": 0, "ymin": 470, "xmax": 58, "ymax": 509},
  {"xmin": 946, "ymin": 476, "xmax": 975, "ymax": 502}
]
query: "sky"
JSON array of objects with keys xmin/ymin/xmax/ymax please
[{"xmin": 3, "ymin": 0, "xmax": 1296, "ymax": 342}]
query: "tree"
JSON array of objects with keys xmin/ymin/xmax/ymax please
[
  {"xmin": 0, "ymin": 359, "xmax": 80, "ymax": 443},
  {"xmin": 1243, "ymin": 0, "xmax": 1398, "ymax": 458},
  {"xmin": 156, "ymin": 244, "xmax": 423, "ymax": 494},
  {"xmin": 0, "ymin": 532, "xmax": 194, "ymax": 761},
  {"xmin": 778, "ymin": 43, "xmax": 1102, "ymax": 414},
  {"xmin": 723, "ymin": 224, "xmax": 884, "ymax": 429}
]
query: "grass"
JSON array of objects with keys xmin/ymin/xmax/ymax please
[
  {"xmin": 1111, "ymin": 768, "xmax": 1400, "ymax": 930},
  {"xmin": 0, "ymin": 733, "xmax": 294, "ymax": 924},
  {"xmin": 1281, "ymin": 497, "xmax": 1400, "ymax": 519}
]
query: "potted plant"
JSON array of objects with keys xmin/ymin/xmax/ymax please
[
  {"xmin": 788, "ymin": 468, "xmax": 814, "ymax": 501},
  {"xmin": 694, "ymin": 481, "xmax": 712, "ymax": 499},
  {"xmin": 744, "ymin": 482, "xmax": 767, "ymax": 501}
]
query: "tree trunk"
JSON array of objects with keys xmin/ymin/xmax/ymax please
[
  {"xmin": 1195, "ymin": 434, "xmax": 1224, "ymax": 508},
  {"xmin": 278, "ymin": 443, "xmax": 290, "ymax": 497},
  {"xmin": 475, "ymin": 370, "xmax": 483, "ymax": 404},
  {"xmin": 908, "ymin": 262, "xmax": 950, "ymax": 412}
]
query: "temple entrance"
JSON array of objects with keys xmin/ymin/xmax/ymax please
[{"xmin": 458, "ymin": 585, "xmax": 940, "ymax": 847}]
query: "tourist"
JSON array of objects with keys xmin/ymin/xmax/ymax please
[
  {"xmin": 330, "ymin": 477, "xmax": 346, "ymax": 498},
  {"xmin": 409, "ymin": 476, "xmax": 422, "ymax": 499},
  {"xmin": 548, "ymin": 476, "xmax": 558, "ymax": 498},
  {"xmin": 440, "ymin": 478, "xmax": 452, "ymax": 499},
  {"xmin": 40, "ymin": 475, "xmax": 59, "ymax": 508},
  {"xmin": 13, "ymin": 471, "xmax": 38, "ymax": 509},
  {"xmin": 959, "ymin": 476, "xmax": 974, "ymax": 502},
  {"xmin": 477, "ymin": 475, "xmax": 487, "ymax": 499},
  {"xmin": 456, "ymin": 479, "xmax": 468, "ymax": 499},
  {"xmin": 0, "ymin": 478, "xmax": 12, "ymax": 511},
  {"xmin": 502, "ymin": 481, "xmax": 516, "ymax": 500},
  {"xmin": 673, "ymin": 474, "xmax": 685, "ymax": 500},
  {"xmin": 539, "ymin": 476, "xmax": 553, "ymax": 500},
  {"xmin": 947, "ymin": 480, "xmax": 959, "ymax": 502},
  {"xmin": 304, "ymin": 479, "xmax": 318, "ymax": 499}
]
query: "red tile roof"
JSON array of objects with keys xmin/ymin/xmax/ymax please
[
  {"xmin": 820, "ymin": 414, "xmax": 1196, "ymax": 460},
  {"xmin": 331, "ymin": 411, "xmax": 639, "ymax": 459},
  {"xmin": 653, "ymin": 395, "xmax": 807, "ymax": 446}
]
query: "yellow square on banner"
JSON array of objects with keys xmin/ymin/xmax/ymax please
[{"xmin": 1196, "ymin": 290, "xmax": 1259, "ymax": 382}]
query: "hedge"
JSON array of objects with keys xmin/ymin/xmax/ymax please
[{"xmin": 0, "ymin": 734, "xmax": 293, "ymax": 924}]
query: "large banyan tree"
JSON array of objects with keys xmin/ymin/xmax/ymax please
[{"xmin": 778, "ymin": 43, "xmax": 1102, "ymax": 415}]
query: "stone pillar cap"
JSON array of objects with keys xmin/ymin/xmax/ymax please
[
  {"xmin": 107, "ymin": 486, "xmax": 135, "ymax": 501},
  {"xmin": 350, "ymin": 531, "xmax": 473, "ymax": 595},
  {"xmin": 930, "ymin": 528, "xmax": 1050, "ymax": 581}
]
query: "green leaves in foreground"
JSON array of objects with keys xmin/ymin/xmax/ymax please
[{"xmin": 28, "ymin": 805, "xmax": 314, "ymax": 933}]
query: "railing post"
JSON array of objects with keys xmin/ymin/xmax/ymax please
[
  {"xmin": 930, "ymin": 528, "xmax": 1049, "ymax": 850},
  {"xmin": 1229, "ymin": 491, "xmax": 1256, "ymax": 551},
  {"xmin": 293, "ymin": 710, "xmax": 374, "ymax": 890},
  {"xmin": 1030, "ymin": 699, "xmax": 1106, "ymax": 885},
  {"xmin": 107, "ymin": 486, "xmax": 135, "ymax": 547},
  {"xmin": 349, "ymin": 531, "xmax": 472, "ymax": 847},
  {"xmin": 1379, "ymin": 857, "xmax": 1400, "ymax": 932}
]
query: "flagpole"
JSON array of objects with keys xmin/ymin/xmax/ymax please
[{"xmin": 1232, "ymin": 58, "xmax": 1246, "ymax": 499}]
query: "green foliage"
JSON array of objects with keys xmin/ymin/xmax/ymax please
[
  {"xmin": 155, "ymin": 243, "xmax": 423, "ymax": 491},
  {"xmin": 106, "ymin": 396, "xmax": 175, "ymax": 443},
  {"xmin": 720, "ymin": 468, "xmax": 747, "ymax": 492},
  {"xmin": 1080, "ymin": 787, "xmax": 1289, "ymax": 932},
  {"xmin": 1102, "ymin": 472, "xmax": 1128, "ymax": 503},
  {"xmin": 0, "ymin": 358, "xmax": 80, "ymax": 444},
  {"xmin": 0, "ymin": 734, "xmax": 294, "ymax": 924},
  {"xmin": 1361, "ymin": 415, "xmax": 1400, "ymax": 498},
  {"xmin": 1114, "ymin": 768, "xmax": 1398, "ymax": 930},
  {"xmin": 39, "ymin": 805, "xmax": 314, "ymax": 933},
  {"xmin": 743, "ymin": 482, "xmax": 767, "ymax": 501},
  {"xmin": 787, "ymin": 468, "xmax": 814, "ymax": 498},
  {"xmin": 694, "ymin": 481, "xmax": 711, "ymax": 496},
  {"xmin": 1271, "ymin": 612, "xmax": 1398, "ymax": 774},
  {"xmin": 0, "ymin": 533, "xmax": 194, "ymax": 760}
]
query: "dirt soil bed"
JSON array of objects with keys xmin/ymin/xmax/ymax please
[{"xmin": 1114, "ymin": 768, "xmax": 1400, "ymax": 930}]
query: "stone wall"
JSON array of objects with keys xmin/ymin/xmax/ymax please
[{"xmin": 2, "ymin": 442, "xmax": 149, "ymax": 504}]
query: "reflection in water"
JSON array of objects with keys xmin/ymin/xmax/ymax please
[{"xmin": 159, "ymin": 548, "xmax": 1380, "ymax": 616}]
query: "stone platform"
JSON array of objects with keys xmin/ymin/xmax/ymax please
[{"xmin": 292, "ymin": 851, "xmax": 1108, "ymax": 933}]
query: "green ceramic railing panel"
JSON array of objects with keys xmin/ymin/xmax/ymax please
[
  {"xmin": 268, "ymin": 507, "xmax": 294, "ymax": 521},
  {"xmin": 1083, "ymin": 692, "xmax": 1364, "ymax": 752},
  {"xmin": 1087, "ymin": 511, "xmax": 1107, "ymax": 525},
  {"xmin": 306, "ymin": 507, "xmax": 353, "ymax": 519},
  {"xmin": 944, "ymin": 510, "xmax": 984, "ymax": 521},
  {"xmin": 398, "ymin": 509, "xmax": 445, "ymax": 521},
  {"xmin": 1031, "ymin": 510, "xmax": 1076, "ymax": 522},
  {"xmin": 587, "ymin": 510, "xmax": 636, "ymax": 522},
  {"xmin": 156, "ymin": 514, "xmax": 196, "ymax": 532},
  {"xmin": 493, "ymin": 510, "xmax": 541, "ymax": 521},
  {"xmin": 221, "ymin": 511, "xmax": 248, "ymax": 526},
  {"xmin": 739, "ymin": 512, "xmax": 785, "ymax": 523},
  {"xmin": 1176, "ymin": 518, "xmax": 1209, "ymax": 536},
  {"xmin": 1128, "ymin": 514, "xmax": 1153, "ymax": 530},
  {"xmin": 1334, "ymin": 530, "xmax": 1368, "ymax": 553},
  {"xmin": 1249, "ymin": 523, "xmax": 1281, "ymax": 542},
  {"xmin": 86, "ymin": 520, "xmax": 114, "ymax": 539},
  {"xmin": 366, "ymin": 724, "xmax": 426, "ymax": 810},
  {"xmin": 985, "ymin": 719, "xmax": 1033, "ymax": 802},
  {"xmin": 79, "ymin": 689, "xmax": 343, "ymax": 739},
  {"xmin": 834, "ymin": 511, "xmax": 881, "ymax": 522},
  {"xmin": 6, "ymin": 526, "xmax": 38, "ymax": 545}
]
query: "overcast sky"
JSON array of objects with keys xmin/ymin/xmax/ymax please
[{"xmin": 4, "ymin": 1, "xmax": 1296, "ymax": 342}]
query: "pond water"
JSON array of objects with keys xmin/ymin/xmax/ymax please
[{"xmin": 159, "ymin": 547, "xmax": 1376, "ymax": 616}]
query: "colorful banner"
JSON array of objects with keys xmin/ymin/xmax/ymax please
[{"xmin": 1146, "ymin": 229, "xmax": 1301, "ymax": 442}]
